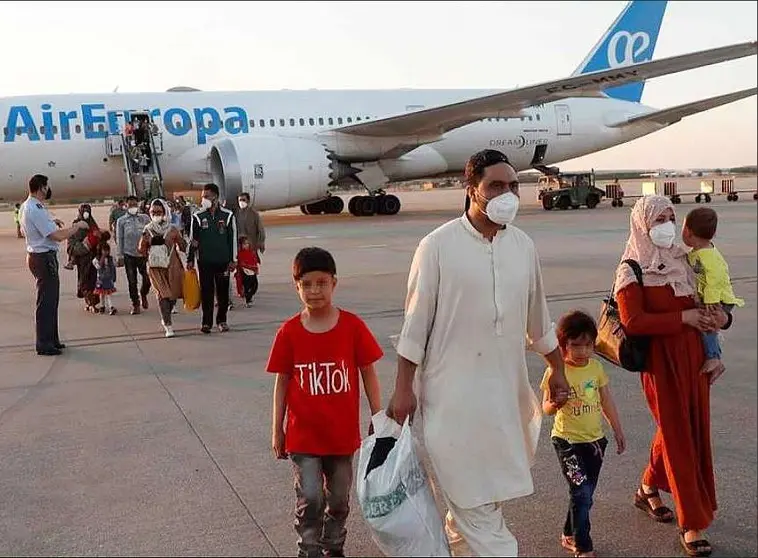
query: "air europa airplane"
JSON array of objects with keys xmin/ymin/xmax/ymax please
[{"xmin": 0, "ymin": 0, "xmax": 755, "ymax": 216}]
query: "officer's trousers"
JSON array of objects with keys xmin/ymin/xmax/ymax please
[{"xmin": 27, "ymin": 251, "xmax": 61, "ymax": 351}]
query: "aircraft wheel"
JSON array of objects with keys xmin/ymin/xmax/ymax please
[
  {"xmin": 705, "ymin": 194, "xmax": 712, "ymax": 203},
  {"xmin": 348, "ymin": 196, "xmax": 361, "ymax": 216},
  {"xmin": 695, "ymin": 194, "xmax": 702, "ymax": 203},
  {"xmin": 325, "ymin": 196, "xmax": 344, "ymax": 214},
  {"xmin": 586, "ymin": 194, "xmax": 600, "ymax": 209},
  {"xmin": 674, "ymin": 196, "xmax": 682, "ymax": 204},
  {"xmin": 754, "ymin": 192, "xmax": 758, "ymax": 201},
  {"xmin": 359, "ymin": 196, "xmax": 376, "ymax": 216},
  {"xmin": 617, "ymin": 199, "xmax": 624, "ymax": 207},
  {"xmin": 378, "ymin": 194, "xmax": 401, "ymax": 215},
  {"xmin": 611, "ymin": 200, "xmax": 618, "ymax": 208},
  {"xmin": 732, "ymin": 193, "xmax": 738, "ymax": 201}
]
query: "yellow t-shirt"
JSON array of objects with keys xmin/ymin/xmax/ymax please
[
  {"xmin": 687, "ymin": 245, "xmax": 745, "ymax": 307},
  {"xmin": 540, "ymin": 358, "xmax": 609, "ymax": 443}
]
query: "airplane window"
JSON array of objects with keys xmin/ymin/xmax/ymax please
[
  {"xmin": 17, "ymin": 128, "xmax": 22, "ymax": 136},
  {"xmin": 98, "ymin": 124, "xmax": 105, "ymax": 132},
  {"xmin": 289, "ymin": 118, "xmax": 295, "ymax": 126},
  {"xmin": 249, "ymin": 119, "xmax": 255, "ymax": 127},
  {"xmin": 259, "ymin": 119, "xmax": 265, "ymax": 127},
  {"xmin": 337, "ymin": 117, "xmax": 343, "ymax": 124},
  {"xmin": 357, "ymin": 117, "xmax": 362, "ymax": 121},
  {"xmin": 1, "ymin": 127, "xmax": 6, "ymax": 136},
  {"xmin": 308, "ymin": 118, "xmax": 314, "ymax": 125},
  {"xmin": 328, "ymin": 117, "xmax": 334, "ymax": 125},
  {"xmin": 279, "ymin": 118, "xmax": 285, "ymax": 127},
  {"xmin": 347, "ymin": 117, "xmax": 352, "ymax": 123},
  {"xmin": 75, "ymin": 125, "xmax": 82, "ymax": 134},
  {"xmin": 318, "ymin": 117, "xmax": 324, "ymax": 125},
  {"xmin": 40, "ymin": 126, "xmax": 45, "ymax": 134},
  {"xmin": 269, "ymin": 119, "xmax": 275, "ymax": 127},
  {"xmin": 536, "ymin": 114, "xmax": 541, "ymax": 121}
]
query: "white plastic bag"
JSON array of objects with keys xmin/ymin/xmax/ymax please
[{"xmin": 357, "ymin": 411, "xmax": 450, "ymax": 557}]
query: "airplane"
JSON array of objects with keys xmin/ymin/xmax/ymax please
[{"xmin": 0, "ymin": 0, "xmax": 756, "ymax": 217}]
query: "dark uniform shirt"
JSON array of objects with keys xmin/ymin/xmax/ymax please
[{"xmin": 187, "ymin": 206, "xmax": 238, "ymax": 266}]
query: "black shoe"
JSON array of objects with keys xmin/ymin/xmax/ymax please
[
  {"xmin": 37, "ymin": 347, "xmax": 62, "ymax": 356},
  {"xmin": 54, "ymin": 343, "xmax": 66, "ymax": 350},
  {"xmin": 201, "ymin": 325, "xmax": 211, "ymax": 334}
]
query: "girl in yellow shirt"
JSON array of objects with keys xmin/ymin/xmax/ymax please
[{"xmin": 541, "ymin": 310, "xmax": 625, "ymax": 558}]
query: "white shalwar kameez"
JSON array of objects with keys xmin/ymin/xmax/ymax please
[{"xmin": 396, "ymin": 215, "xmax": 558, "ymax": 557}]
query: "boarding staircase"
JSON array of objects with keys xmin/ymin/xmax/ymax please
[{"xmin": 104, "ymin": 118, "xmax": 166, "ymax": 201}]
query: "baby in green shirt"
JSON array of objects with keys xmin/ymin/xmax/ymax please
[{"xmin": 682, "ymin": 207, "xmax": 744, "ymax": 378}]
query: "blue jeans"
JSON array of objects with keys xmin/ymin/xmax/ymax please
[
  {"xmin": 290, "ymin": 453, "xmax": 353, "ymax": 558},
  {"xmin": 552, "ymin": 436, "xmax": 608, "ymax": 553},
  {"xmin": 702, "ymin": 303, "xmax": 734, "ymax": 360}
]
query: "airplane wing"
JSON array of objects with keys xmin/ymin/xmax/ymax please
[
  {"xmin": 334, "ymin": 41, "xmax": 757, "ymax": 138},
  {"xmin": 606, "ymin": 87, "xmax": 757, "ymax": 128}
]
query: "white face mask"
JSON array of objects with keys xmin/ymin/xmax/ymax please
[
  {"xmin": 82, "ymin": 211, "xmax": 90, "ymax": 220},
  {"xmin": 127, "ymin": 207, "xmax": 139, "ymax": 216},
  {"xmin": 200, "ymin": 198, "xmax": 213, "ymax": 209},
  {"xmin": 151, "ymin": 215, "xmax": 165, "ymax": 224},
  {"xmin": 238, "ymin": 201, "xmax": 248, "ymax": 209},
  {"xmin": 481, "ymin": 191, "xmax": 519, "ymax": 225},
  {"xmin": 649, "ymin": 221, "xmax": 676, "ymax": 248}
]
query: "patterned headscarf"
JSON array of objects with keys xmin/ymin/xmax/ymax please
[
  {"xmin": 613, "ymin": 195, "xmax": 695, "ymax": 298},
  {"xmin": 144, "ymin": 198, "xmax": 174, "ymax": 237}
]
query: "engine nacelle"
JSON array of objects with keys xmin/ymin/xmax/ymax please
[{"xmin": 209, "ymin": 135, "xmax": 333, "ymax": 210}]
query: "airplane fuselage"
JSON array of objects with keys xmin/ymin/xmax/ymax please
[{"xmin": 0, "ymin": 89, "xmax": 662, "ymax": 207}]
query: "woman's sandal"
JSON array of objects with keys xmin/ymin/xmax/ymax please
[
  {"xmin": 634, "ymin": 485, "xmax": 675, "ymax": 523},
  {"xmin": 679, "ymin": 530, "xmax": 712, "ymax": 557}
]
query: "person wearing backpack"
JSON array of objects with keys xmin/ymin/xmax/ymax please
[{"xmin": 138, "ymin": 198, "xmax": 187, "ymax": 338}]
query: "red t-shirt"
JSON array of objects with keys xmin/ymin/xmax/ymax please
[{"xmin": 266, "ymin": 309, "xmax": 384, "ymax": 456}]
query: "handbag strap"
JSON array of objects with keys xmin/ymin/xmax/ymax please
[{"xmin": 607, "ymin": 259, "xmax": 644, "ymax": 301}]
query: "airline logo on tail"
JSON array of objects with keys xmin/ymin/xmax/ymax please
[
  {"xmin": 572, "ymin": 0, "xmax": 668, "ymax": 103},
  {"xmin": 607, "ymin": 30, "xmax": 651, "ymax": 68}
]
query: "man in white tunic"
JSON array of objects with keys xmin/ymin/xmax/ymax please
[{"xmin": 388, "ymin": 149, "xmax": 570, "ymax": 557}]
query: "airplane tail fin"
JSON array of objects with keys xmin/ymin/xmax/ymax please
[{"xmin": 572, "ymin": 0, "xmax": 668, "ymax": 104}]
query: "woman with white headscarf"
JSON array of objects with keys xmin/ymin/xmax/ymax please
[
  {"xmin": 615, "ymin": 195, "xmax": 731, "ymax": 557},
  {"xmin": 138, "ymin": 198, "xmax": 187, "ymax": 338}
]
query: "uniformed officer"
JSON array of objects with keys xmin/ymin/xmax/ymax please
[
  {"xmin": 187, "ymin": 183, "xmax": 237, "ymax": 334},
  {"xmin": 20, "ymin": 174, "xmax": 89, "ymax": 356}
]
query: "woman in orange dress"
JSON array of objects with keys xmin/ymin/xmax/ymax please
[{"xmin": 615, "ymin": 196, "xmax": 730, "ymax": 557}]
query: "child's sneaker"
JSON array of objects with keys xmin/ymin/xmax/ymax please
[
  {"xmin": 109, "ymin": 308, "xmax": 117, "ymax": 316},
  {"xmin": 164, "ymin": 325, "xmax": 175, "ymax": 338}
]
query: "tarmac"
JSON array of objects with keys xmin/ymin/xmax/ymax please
[{"xmin": 0, "ymin": 187, "xmax": 755, "ymax": 557}]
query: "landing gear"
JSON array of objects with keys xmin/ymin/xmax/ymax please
[
  {"xmin": 348, "ymin": 193, "xmax": 401, "ymax": 216},
  {"xmin": 695, "ymin": 194, "xmax": 713, "ymax": 203},
  {"xmin": 726, "ymin": 193, "xmax": 739, "ymax": 202},
  {"xmin": 299, "ymin": 195, "xmax": 345, "ymax": 215},
  {"xmin": 670, "ymin": 195, "xmax": 682, "ymax": 204}
]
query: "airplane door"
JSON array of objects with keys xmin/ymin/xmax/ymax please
[{"xmin": 555, "ymin": 104, "xmax": 572, "ymax": 136}]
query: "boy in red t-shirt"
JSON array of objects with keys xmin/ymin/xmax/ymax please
[{"xmin": 266, "ymin": 247, "xmax": 383, "ymax": 558}]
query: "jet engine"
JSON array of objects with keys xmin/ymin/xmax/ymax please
[{"xmin": 209, "ymin": 135, "xmax": 344, "ymax": 210}]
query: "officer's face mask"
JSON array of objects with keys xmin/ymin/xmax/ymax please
[{"xmin": 201, "ymin": 197, "xmax": 214, "ymax": 209}]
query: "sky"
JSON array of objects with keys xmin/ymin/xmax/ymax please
[{"xmin": 1, "ymin": 0, "xmax": 756, "ymax": 171}]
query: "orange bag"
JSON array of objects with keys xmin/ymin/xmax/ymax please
[{"xmin": 183, "ymin": 269, "xmax": 201, "ymax": 311}]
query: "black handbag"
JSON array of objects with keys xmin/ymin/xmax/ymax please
[{"xmin": 595, "ymin": 259, "xmax": 650, "ymax": 372}]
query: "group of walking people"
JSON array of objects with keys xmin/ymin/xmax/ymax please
[
  {"xmin": 264, "ymin": 149, "xmax": 740, "ymax": 558},
  {"xmin": 17, "ymin": 146, "xmax": 742, "ymax": 557}
]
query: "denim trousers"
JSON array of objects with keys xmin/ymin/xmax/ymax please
[
  {"xmin": 290, "ymin": 453, "xmax": 353, "ymax": 558},
  {"xmin": 552, "ymin": 436, "xmax": 608, "ymax": 553}
]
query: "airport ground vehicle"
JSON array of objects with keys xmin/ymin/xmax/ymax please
[{"xmin": 537, "ymin": 168, "xmax": 606, "ymax": 210}]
